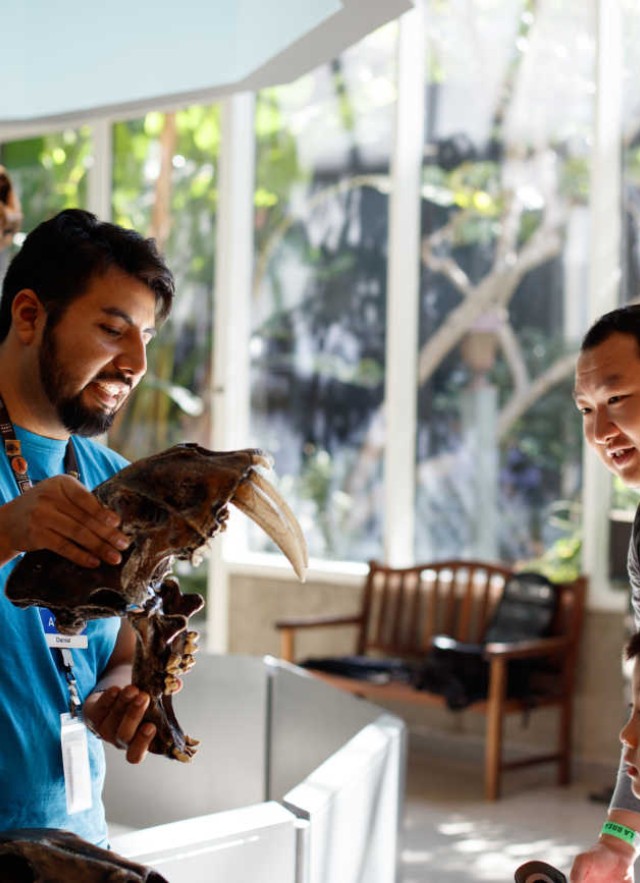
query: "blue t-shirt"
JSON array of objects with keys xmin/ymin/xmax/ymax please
[{"xmin": 0, "ymin": 427, "xmax": 128, "ymax": 846}]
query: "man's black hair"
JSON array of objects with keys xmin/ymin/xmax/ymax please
[
  {"xmin": 581, "ymin": 304, "xmax": 640, "ymax": 353},
  {"xmin": 0, "ymin": 209, "xmax": 174, "ymax": 343}
]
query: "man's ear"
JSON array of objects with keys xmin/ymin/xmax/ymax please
[{"xmin": 11, "ymin": 289, "xmax": 46, "ymax": 344}]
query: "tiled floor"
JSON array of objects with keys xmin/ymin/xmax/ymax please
[{"xmin": 400, "ymin": 731, "xmax": 620, "ymax": 883}]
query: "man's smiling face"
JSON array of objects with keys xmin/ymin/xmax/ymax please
[
  {"xmin": 574, "ymin": 331, "xmax": 640, "ymax": 488},
  {"xmin": 38, "ymin": 266, "xmax": 157, "ymax": 437}
]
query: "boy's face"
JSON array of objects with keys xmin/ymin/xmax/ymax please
[{"xmin": 620, "ymin": 656, "xmax": 640, "ymax": 798}]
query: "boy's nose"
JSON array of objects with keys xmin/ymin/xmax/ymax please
[{"xmin": 620, "ymin": 716, "xmax": 637, "ymax": 748}]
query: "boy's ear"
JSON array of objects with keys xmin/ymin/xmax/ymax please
[{"xmin": 11, "ymin": 289, "xmax": 46, "ymax": 344}]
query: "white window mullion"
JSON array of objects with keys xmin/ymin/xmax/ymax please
[
  {"xmin": 383, "ymin": 3, "xmax": 425, "ymax": 567},
  {"xmin": 583, "ymin": 0, "xmax": 625, "ymax": 611},
  {"xmin": 87, "ymin": 118, "xmax": 113, "ymax": 220},
  {"xmin": 207, "ymin": 92, "xmax": 256, "ymax": 652}
]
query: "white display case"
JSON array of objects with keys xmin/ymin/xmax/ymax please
[{"xmin": 106, "ymin": 655, "xmax": 406, "ymax": 883}]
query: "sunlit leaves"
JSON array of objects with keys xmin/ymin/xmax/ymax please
[{"xmin": 1, "ymin": 127, "xmax": 91, "ymax": 231}]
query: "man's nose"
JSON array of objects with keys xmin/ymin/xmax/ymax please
[
  {"xmin": 593, "ymin": 409, "xmax": 618, "ymax": 445},
  {"xmin": 115, "ymin": 333, "xmax": 147, "ymax": 380}
]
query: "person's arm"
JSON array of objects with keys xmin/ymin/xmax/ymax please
[
  {"xmin": 570, "ymin": 811, "xmax": 639, "ymax": 881},
  {"xmin": 0, "ymin": 473, "xmax": 129, "ymax": 568},
  {"xmin": 570, "ymin": 757, "xmax": 640, "ymax": 881},
  {"xmin": 82, "ymin": 619, "xmax": 157, "ymax": 765}
]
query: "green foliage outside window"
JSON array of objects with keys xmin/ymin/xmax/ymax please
[{"xmin": 0, "ymin": 128, "xmax": 91, "ymax": 236}]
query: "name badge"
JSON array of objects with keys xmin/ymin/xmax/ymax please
[
  {"xmin": 60, "ymin": 713, "xmax": 93, "ymax": 814},
  {"xmin": 39, "ymin": 608, "xmax": 88, "ymax": 649}
]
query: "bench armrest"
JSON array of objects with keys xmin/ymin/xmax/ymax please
[
  {"xmin": 275, "ymin": 614, "xmax": 363, "ymax": 661},
  {"xmin": 484, "ymin": 635, "xmax": 570, "ymax": 661},
  {"xmin": 275, "ymin": 614, "xmax": 363, "ymax": 630}
]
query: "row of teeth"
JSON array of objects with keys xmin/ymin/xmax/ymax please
[
  {"xmin": 166, "ymin": 629, "xmax": 200, "ymax": 762},
  {"xmin": 164, "ymin": 630, "xmax": 199, "ymax": 691},
  {"xmin": 172, "ymin": 734, "xmax": 200, "ymax": 762},
  {"xmin": 94, "ymin": 382, "xmax": 124, "ymax": 396}
]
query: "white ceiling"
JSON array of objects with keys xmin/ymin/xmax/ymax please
[{"xmin": 0, "ymin": 0, "xmax": 412, "ymax": 135}]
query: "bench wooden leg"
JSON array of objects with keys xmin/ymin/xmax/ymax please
[
  {"xmin": 280, "ymin": 628, "xmax": 295, "ymax": 662},
  {"xmin": 486, "ymin": 657, "xmax": 507, "ymax": 801}
]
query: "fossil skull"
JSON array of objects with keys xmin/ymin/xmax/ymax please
[
  {"xmin": 0, "ymin": 828, "xmax": 168, "ymax": 882},
  {"xmin": 6, "ymin": 444, "xmax": 307, "ymax": 761}
]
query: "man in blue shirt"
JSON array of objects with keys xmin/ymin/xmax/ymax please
[{"xmin": 0, "ymin": 208, "xmax": 174, "ymax": 845}]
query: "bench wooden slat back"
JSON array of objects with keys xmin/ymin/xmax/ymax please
[
  {"xmin": 359, "ymin": 559, "xmax": 514, "ymax": 657},
  {"xmin": 548, "ymin": 574, "xmax": 587, "ymax": 681}
]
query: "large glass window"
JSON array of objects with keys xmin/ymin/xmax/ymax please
[
  {"xmin": 413, "ymin": 0, "xmax": 592, "ymax": 578},
  {"xmin": 4, "ymin": 2, "xmax": 625, "ymax": 586},
  {"xmin": 110, "ymin": 106, "xmax": 220, "ymax": 462},
  {"xmin": 249, "ymin": 25, "xmax": 398, "ymax": 562}
]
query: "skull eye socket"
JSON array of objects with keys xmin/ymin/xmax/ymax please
[
  {"xmin": 164, "ymin": 479, "xmax": 207, "ymax": 510},
  {"xmin": 124, "ymin": 497, "xmax": 169, "ymax": 526}
]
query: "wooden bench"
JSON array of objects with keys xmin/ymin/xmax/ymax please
[{"xmin": 275, "ymin": 559, "xmax": 587, "ymax": 800}]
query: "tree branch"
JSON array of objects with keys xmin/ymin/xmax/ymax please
[{"xmin": 497, "ymin": 351, "xmax": 577, "ymax": 438}]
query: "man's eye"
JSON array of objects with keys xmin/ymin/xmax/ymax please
[{"xmin": 100, "ymin": 325, "xmax": 122, "ymax": 337}]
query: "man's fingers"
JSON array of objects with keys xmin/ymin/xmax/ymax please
[
  {"xmin": 18, "ymin": 475, "xmax": 131, "ymax": 565},
  {"xmin": 47, "ymin": 515, "xmax": 130, "ymax": 568},
  {"xmin": 112, "ymin": 688, "xmax": 150, "ymax": 744},
  {"xmin": 83, "ymin": 687, "xmax": 119, "ymax": 735},
  {"xmin": 125, "ymin": 723, "xmax": 157, "ymax": 765},
  {"xmin": 87, "ymin": 686, "xmax": 156, "ymax": 763},
  {"xmin": 59, "ymin": 478, "xmax": 131, "ymax": 551},
  {"xmin": 60, "ymin": 477, "xmax": 122, "ymax": 529}
]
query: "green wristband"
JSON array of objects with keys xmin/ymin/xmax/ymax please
[{"xmin": 601, "ymin": 821, "xmax": 640, "ymax": 850}]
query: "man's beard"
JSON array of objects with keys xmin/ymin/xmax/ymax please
[{"xmin": 39, "ymin": 323, "xmax": 130, "ymax": 437}]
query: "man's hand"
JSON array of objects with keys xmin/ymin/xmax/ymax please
[
  {"xmin": 0, "ymin": 474, "xmax": 130, "ymax": 568},
  {"xmin": 83, "ymin": 685, "xmax": 156, "ymax": 765},
  {"xmin": 570, "ymin": 838, "xmax": 636, "ymax": 881}
]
